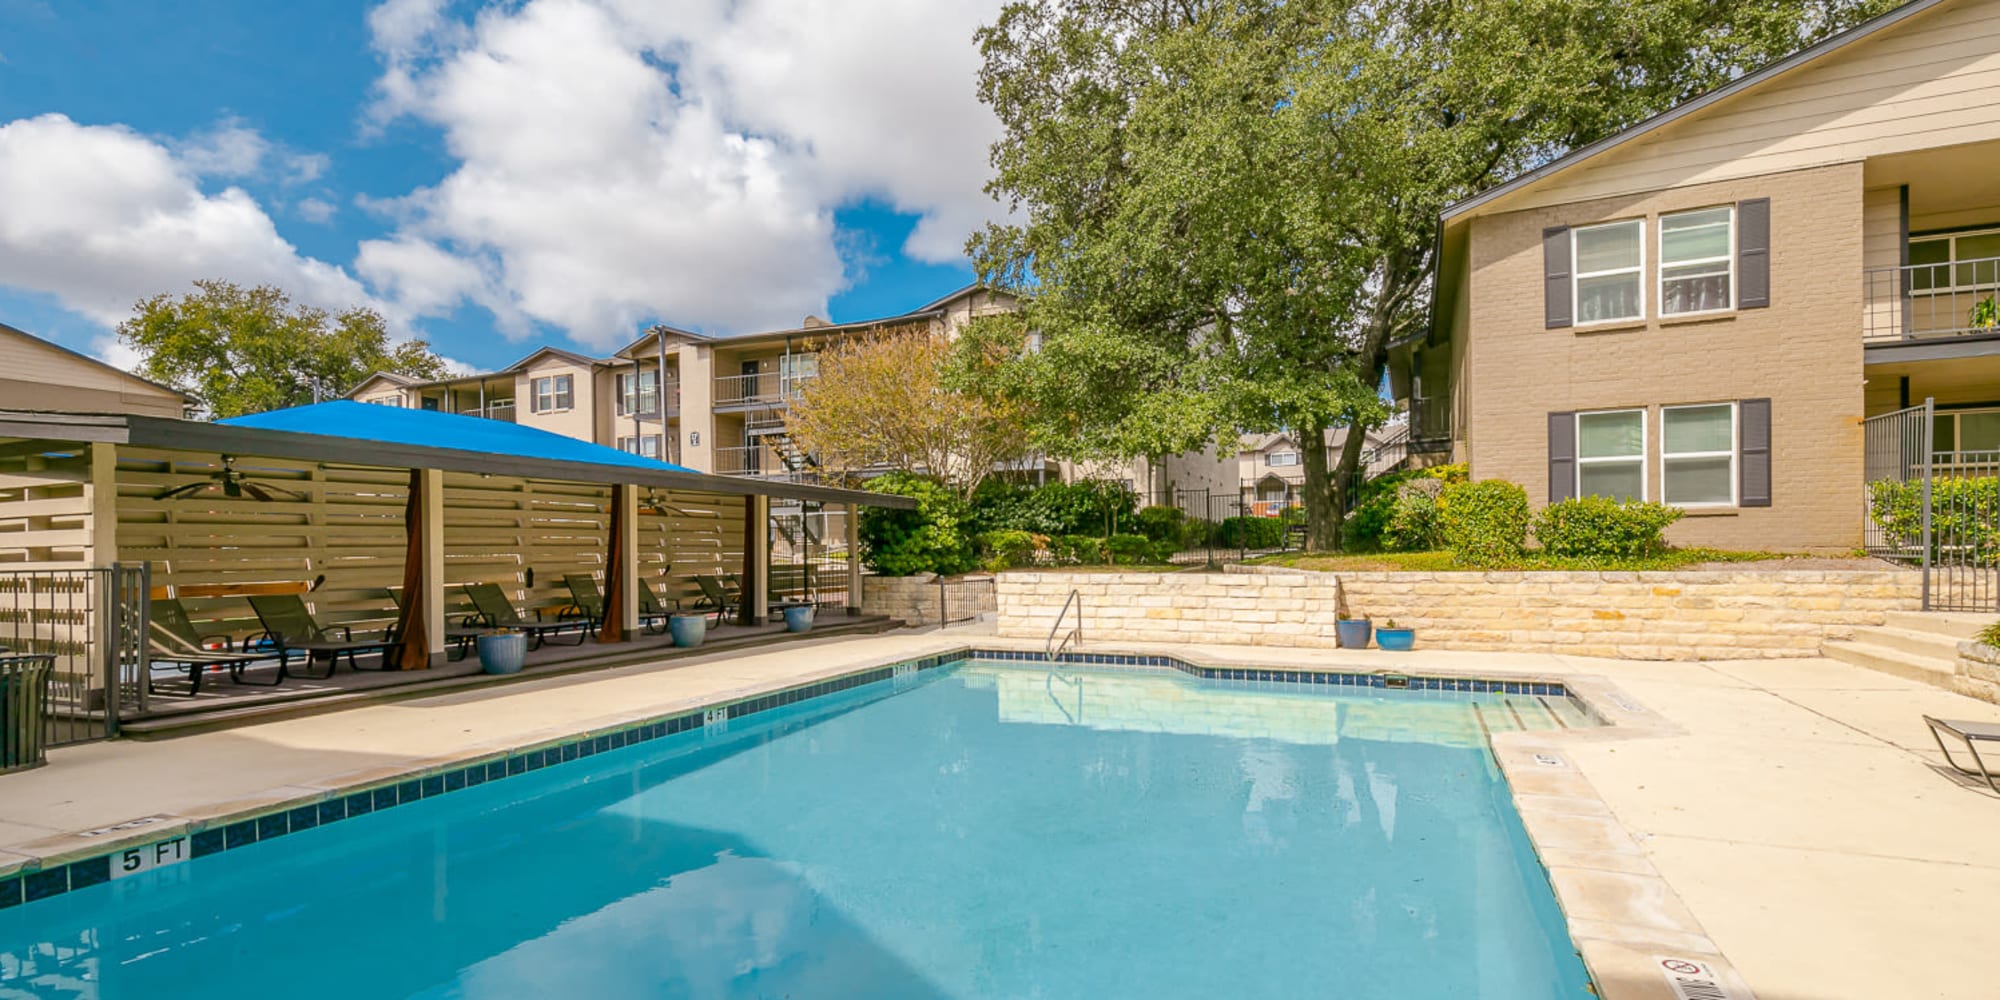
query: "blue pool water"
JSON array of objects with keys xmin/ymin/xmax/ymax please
[{"xmin": 0, "ymin": 661, "xmax": 1593, "ymax": 999}]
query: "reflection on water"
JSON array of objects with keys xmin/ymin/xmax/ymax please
[{"xmin": 0, "ymin": 663, "xmax": 1591, "ymax": 1000}]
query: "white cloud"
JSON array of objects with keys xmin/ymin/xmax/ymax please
[
  {"xmin": 296, "ymin": 197, "xmax": 338, "ymax": 223},
  {"xmin": 0, "ymin": 113, "xmax": 378, "ymax": 328},
  {"xmin": 362, "ymin": 0, "xmax": 1008, "ymax": 346}
]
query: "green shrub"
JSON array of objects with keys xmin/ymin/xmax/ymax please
[
  {"xmin": 1381, "ymin": 478, "xmax": 1446, "ymax": 552},
  {"xmin": 1532, "ymin": 497, "xmax": 1684, "ymax": 558},
  {"xmin": 1133, "ymin": 505, "xmax": 1187, "ymax": 545},
  {"xmin": 1105, "ymin": 533, "xmax": 1172, "ymax": 564},
  {"xmin": 1348, "ymin": 462, "xmax": 1468, "ymax": 549},
  {"xmin": 1439, "ymin": 479, "xmax": 1529, "ymax": 565},
  {"xmin": 1869, "ymin": 476, "xmax": 2000, "ymax": 563},
  {"xmin": 968, "ymin": 479, "xmax": 1139, "ymax": 536},
  {"xmin": 858, "ymin": 472, "xmax": 977, "ymax": 576},
  {"xmin": 1977, "ymin": 619, "xmax": 2000, "ymax": 648},
  {"xmin": 965, "ymin": 480, "xmax": 1061, "ymax": 535},
  {"xmin": 976, "ymin": 529, "xmax": 1044, "ymax": 571},
  {"xmin": 1050, "ymin": 534, "xmax": 1109, "ymax": 565},
  {"xmin": 1217, "ymin": 515, "xmax": 1286, "ymax": 550}
]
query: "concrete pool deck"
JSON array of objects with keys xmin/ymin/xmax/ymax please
[{"xmin": 4, "ymin": 630, "xmax": 1996, "ymax": 999}]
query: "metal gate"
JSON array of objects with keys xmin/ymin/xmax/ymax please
[
  {"xmin": 770, "ymin": 503, "xmax": 851, "ymax": 612},
  {"xmin": 1863, "ymin": 399, "xmax": 2000, "ymax": 611},
  {"xmin": 0, "ymin": 563, "xmax": 150, "ymax": 745}
]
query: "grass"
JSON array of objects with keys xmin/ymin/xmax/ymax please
[{"xmin": 1250, "ymin": 547, "xmax": 1807, "ymax": 573}]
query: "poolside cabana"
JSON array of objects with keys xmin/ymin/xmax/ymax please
[{"xmin": 0, "ymin": 403, "xmax": 911, "ymax": 734}]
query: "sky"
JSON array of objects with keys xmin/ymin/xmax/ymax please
[{"xmin": 0, "ymin": 0, "xmax": 1008, "ymax": 372}]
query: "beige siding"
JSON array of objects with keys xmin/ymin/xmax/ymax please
[
  {"xmin": 1495, "ymin": 0, "xmax": 2000, "ymax": 213},
  {"xmin": 1464, "ymin": 162, "xmax": 1866, "ymax": 551},
  {"xmin": 0, "ymin": 330, "xmax": 185, "ymax": 418},
  {"xmin": 514, "ymin": 360, "xmax": 596, "ymax": 442}
]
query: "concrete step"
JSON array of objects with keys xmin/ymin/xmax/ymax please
[
  {"xmin": 1855, "ymin": 625, "xmax": 1966, "ymax": 660},
  {"xmin": 1822, "ymin": 639, "xmax": 1958, "ymax": 686},
  {"xmin": 1880, "ymin": 610, "xmax": 1989, "ymax": 641}
]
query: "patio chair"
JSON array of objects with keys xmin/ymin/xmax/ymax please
[
  {"xmin": 1925, "ymin": 715, "xmax": 2000, "ymax": 793},
  {"xmin": 462, "ymin": 582, "xmax": 589, "ymax": 650},
  {"xmin": 246, "ymin": 593, "xmax": 399, "ymax": 679},
  {"xmin": 693, "ymin": 574, "xmax": 739, "ymax": 620},
  {"xmin": 148, "ymin": 597, "xmax": 292, "ymax": 695},
  {"xmin": 385, "ymin": 586, "xmax": 491, "ymax": 662},
  {"xmin": 636, "ymin": 579, "xmax": 677, "ymax": 634},
  {"xmin": 560, "ymin": 573, "xmax": 605, "ymax": 636}
]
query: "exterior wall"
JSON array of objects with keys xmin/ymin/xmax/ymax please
[
  {"xmin": 860, "ymin": 572, "xmax": 997, "ymax": 626},
  {"xmin": 994, "ymin": 567, "xmax": 1922, "ymax": 661},
  {"xmin": 513, "ymin": 358, "xmax": 598, "ymax": 443},
  {"xmin": 1953, "ymin": 640, "xmax": 2000, "ymax": 705},
  {"xmin": 0, "ymin": 331, "xmax": 185, "ymax": 418},
  {"xmin": 677, "ymin": 343, "xmax": 716, "ymax": 472},
  {"xmin": 1489, "ymin": 0, "xmax": 2000, "ymax": 214},
  {"xmin": 1464, "ymin": 161, "xmax": 1866, "ymax": 551}
]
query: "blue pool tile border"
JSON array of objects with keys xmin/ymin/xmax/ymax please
[{"xmin": 4, "ymin": 644, "xmax": 1582, "ymax": 912}]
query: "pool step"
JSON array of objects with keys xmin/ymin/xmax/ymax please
[
  {"xmin": 1821, "ymin": 635, "xmax": 1958, "ymax": 687},
  {"xmin": 1879, "ymin": 610, "xmax": 1987, "ymax": 641}
]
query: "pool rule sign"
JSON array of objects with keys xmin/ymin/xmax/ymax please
[
  {"xmin": 112, "ymin": 837, "xmax": 189, "ymax": 880},
  {"xmin": 1655, "ymin": 956, "xmax": 1740, "ymax": 1000}
]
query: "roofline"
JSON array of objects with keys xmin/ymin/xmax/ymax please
[
  {"xmin": 500, "ymin": 345, "xmax": 609, "ymax": 372},
  {"xmin": 0, "ymin": 410, "xmax": 916, "ymax": 509},
  {"xmin": 910, "ymin": 281, "xmax": 1015, "ymax": 314},
  {"xmin": 0, "ymin": 322, "xmax": 195, "ymax": 403},
  {"xmin": 709, "ymin": 309, "xmax": 945, "ymax": 347},
  {"xmin": 615, "ymin": 323, "xmax": 713, "ymax": 358},
  {"xmin": 1439, "ymin": 0, "xmax": 1951, "ymax": 223}
]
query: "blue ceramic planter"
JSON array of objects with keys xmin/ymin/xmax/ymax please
[
  {"xmin": 1376, "ymin": 628, "xmax": 1415, "ymax": 652},
  {"xmin": 1335, "ymin": 619, "xmax": 1373, "ymax": 650},
  {"xmin": 477, "ymin": 633, "xmax": 527, "ymax": 674},
  {"xmin": 668, "ymin": 613, "xmax": 707, "ymax": 648},
  {"xmin": 782, "ymin": 604, "xmax": 816, "ymax": 633}
]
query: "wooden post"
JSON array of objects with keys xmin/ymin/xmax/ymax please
[
  {"xmin": 421, "ymin": 467, "xmax": 446, "ymax": 667},
  {"xmin": 609, "ymin": 482, "xmax": 639, "ymax": 640},
  {"xmin": 740, "ymin": 493, "xmax": 771, "ymax": 625},
  {"xmin": 87, "ymin": 443, "xmax": 117, "ymax": 568},
  {"xmin": 845, "ymin": 502, "xmax": 862, "ymax": 616}
]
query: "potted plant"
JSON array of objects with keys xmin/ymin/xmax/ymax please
[
  {"xmin": 1335, "ymin": 615, "xmax": 1373, "ymax": 650},
  {"xmin": 476, "ymin": 629, "xmax": 527, "ymax": 675},
  {"xmin": 1376, "ymin": 619, "xmax": 1415, "ymax": 651},
  {"xmin": 668, "ymin": 612, "xmax": 707, "ymax": 648},
  {"xmin": 781, "ymin": 602, "xmax": 816, "ymax": 633}
]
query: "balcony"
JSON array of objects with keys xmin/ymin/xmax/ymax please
[
  {"xmin": 1864, "ymin": 256, "xmax": 2000, "ymax": 343},
  {"xmin": 714, "ymin": 372, "xmax": 811, "ymax": 408}
]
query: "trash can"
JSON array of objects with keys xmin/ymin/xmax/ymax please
[{"xmin": 0, "ymin": 654, "xmax": 54, "ymax": 773}]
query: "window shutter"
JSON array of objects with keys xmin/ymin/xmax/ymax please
[
  {"xmin": 1548, "ymin": 411, "xmax": 1577, "ymax": 503},
  {"xmin": 1740, "ymin": 398, "xmax": 1772, "ymax": 507},
  {"xmin": 1737, "ymin": 198, "xmax": 1770, "ymax": 309},
  {"xmin": 1544, "ymin": 226, "xmax": 1573, "ymax": 329}
]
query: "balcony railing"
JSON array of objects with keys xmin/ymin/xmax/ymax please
[
  {"xmin": 1864, "ymin": 255, "xmax": 2000, "ymax": 342},
  {"xmin": 1410, "ymin": 394, "xmax": 1451, "ymax": 450},
  {"xmin": 714, "ymin": 372, "xmax": 811, "ymax": 406},
  {"xmin": 715, "ymin": 444, "xmax": 772, "ymax": 476}
]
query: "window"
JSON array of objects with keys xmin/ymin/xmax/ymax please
[
  {"xmin": 778, "ymin": 353, "xmax": 818, "ymax": 396},
  {"xmin": 532, "ymin": 374, "xmax": 573, "ymax": 413},
  {"xmin": 1268, "ymin": 451, "xmax": 1300, "ymax": 467},
  {"xmin": 1573, "ymin": 220, "xmax": 1644, "ymax": 324},
  {"xmin": 1662, "ymin": 404, "xmax": 1736, "ymax": 506},
  {"xmin": 1933, "ymin": 408, "xmax": 2000, "ymax": 463},
  {"xmin": 617, "ymin": 434, "xmax": 663, "ymax": 459},
  {"xmin": 1576, "ymin": 409, "xmax": 1645, "ymax": 501},
  {"xmin": 1909, "ymin": 228, "xmax": 2000, "ymax": 291},
  {"xmin": 616, "ymin": 371, "xmax": 658, "ymax": 416},
  {"xmin": 366, "ymin": 395, "xmax": 402, "ymax": 407},
  {"xmin": 1660, "ymin": 207, "xmax": 1733, "ymax": 315}
]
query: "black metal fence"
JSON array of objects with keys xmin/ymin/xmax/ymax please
[
  {"xmin": 1862, "ymin": 398, "xmax": 2000, "ymax": 611},
  {"xmin": 770, "ymin": 503, "xmax": 852, "ymax": 611},
  {"xmin": 0, "ymin": 564, "xmax": 150, "ymax": 746}
]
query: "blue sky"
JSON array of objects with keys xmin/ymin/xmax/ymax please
[{"xmin": 0, "ymin": 0, "xmax": 1002, "ymax": 371}]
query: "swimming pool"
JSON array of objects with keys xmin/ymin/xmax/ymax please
[{"xmin": 0, "ymin": 657, "xmax": 1594, "ymax": 999}]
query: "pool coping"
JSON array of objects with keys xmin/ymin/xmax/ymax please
[{"xmin": 0, "ymin": 640, "xmax": 1752, "ymax": 999}]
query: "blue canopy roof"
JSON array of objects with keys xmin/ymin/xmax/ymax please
[{"xmin": 221, "ymin": 400, "xmax": 697, "ymax": 474}]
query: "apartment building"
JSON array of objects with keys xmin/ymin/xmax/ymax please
[
  {"xmin": 1, "ymin": 323, "xmax": 191, "ymax": 418},
  {"xmin": 350, "ymin": 285, "xmax": 1019, "ymax": 482},
  {"xmin": 1387, "ymin": 0, "xmax": 2000, "ymax": 553}
]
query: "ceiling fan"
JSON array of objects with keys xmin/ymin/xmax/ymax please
[{"xmin": 154, "ymin": 455, "xmax": 307, "ymax": 503}]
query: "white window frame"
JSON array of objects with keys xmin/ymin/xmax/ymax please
[
  {"xmin": 1909, "ymin": 227, "xmax": 2000, "ymax": 292},
  {"xmin": 1660, "ymin": 402, "xmax": 1737, "ymax": 509},
  {"xmin": 1575, "ymin": 408, "xmax": 1647, "ymax": 501},
  {"xmin": 1658, "ymin": 206, "xmax": 1735, "ymax": 317},
  {"xmin": 532, "ymin": 374, "xmax": 573, "ymax": 413},
  {"xmin": 1572, "ymin": 219, "xmax": 1646, "ymax": 326},
  {"xmin": 617, "ymin": 434, "xmax": 663, "ymax": 459},
  {"xmin": 615, "ymin": 371, "xmax": 658, "ymax": 417},
  {"xmin": 1268, "ymin": 451, "xmax": 1301, "ymax": 467}
]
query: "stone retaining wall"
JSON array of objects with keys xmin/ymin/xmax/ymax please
[
  {"xmin": 1954, "ymin": 641, "xmax": 2000, "ymax": 705},
  {"xmin": 995, "ymin": 566, "xmax": 1922, "ymax": 660},
  {"xmin": 860, "ymin": 573, "xmax": 997, "ymax": 626}
]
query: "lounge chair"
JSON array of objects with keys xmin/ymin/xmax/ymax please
[
  {"xmin": 462, "ymin": 582, "xmax": 589, "ymax": 650},
  {"xmin": 385, "ymin": 587, "xmax": 491, "ymax": 661},
  {"xmin": 148, "ymin": 597, "xmax": 292, "ymax": 695},
  {"xmin": 560, "ymin": 573, "xmax": 605, "ymax": 636},
  {"xmin": 693, "ymin": 574, "xmax": 739, "ymax": 620},
  {"xmin": 247, "ymin": 593, "xmax": 399, "ymax": 678},
  {"xmin": 1925, "ymin": 715, "xmax": 2000, "ymax": 793},
  {"xmin": 637, "ymin": 579, "xmax": 677, "ymax": 634}
]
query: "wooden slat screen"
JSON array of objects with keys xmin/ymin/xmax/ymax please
[{"xmin": 0, "ymin": 446, "xmax": 94, "ymax": 567}]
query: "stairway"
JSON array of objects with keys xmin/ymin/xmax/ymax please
[{"xmin": 1821, "ymin": 611, "xmax": 1986, "ymax": 688}]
